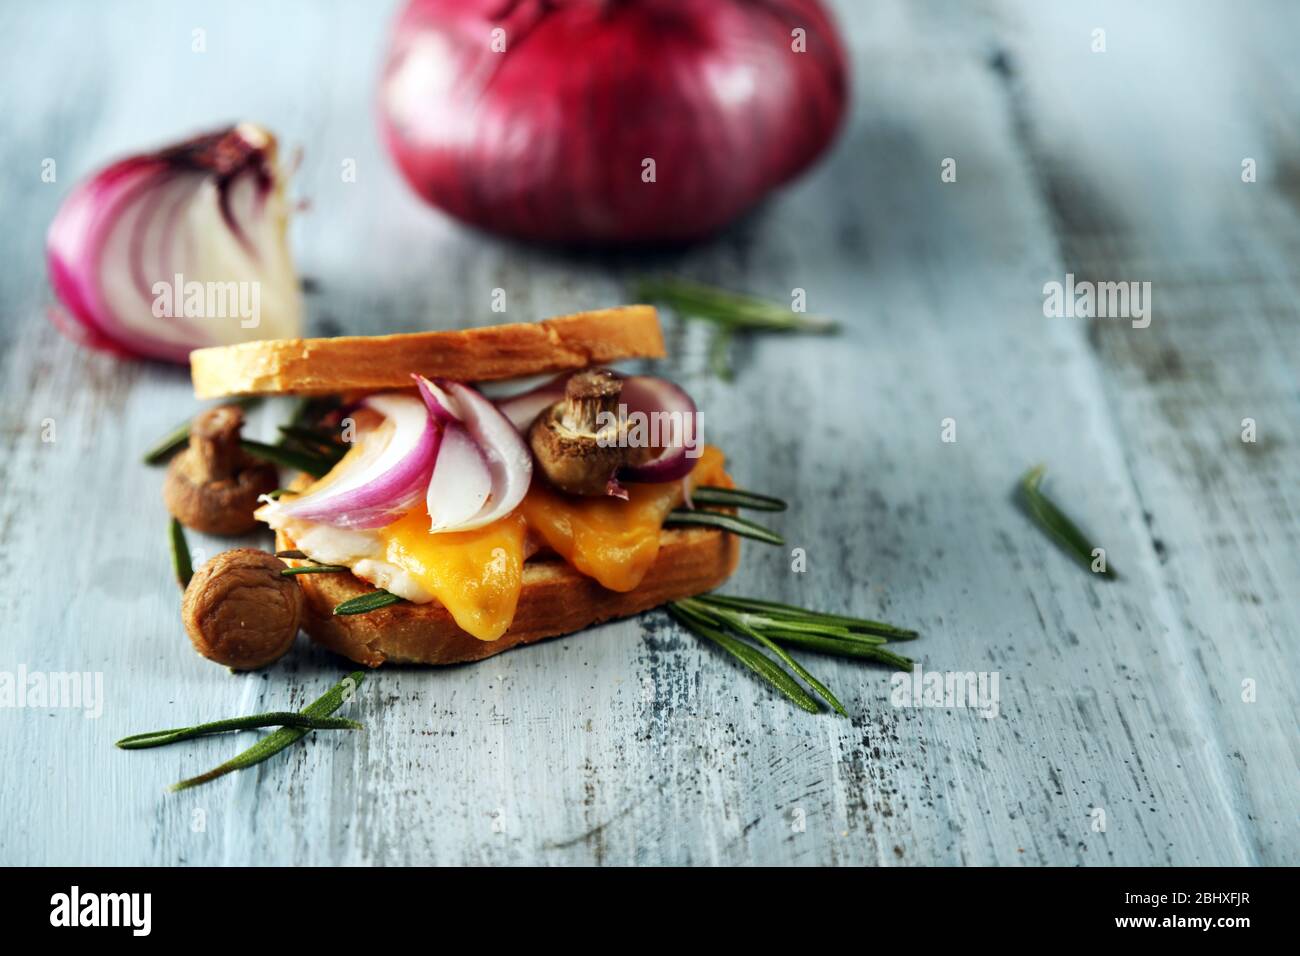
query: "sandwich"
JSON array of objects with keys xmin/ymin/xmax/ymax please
[{"xmin": 188, "ymin": 306, "xmax": 744, "ymax": 667}]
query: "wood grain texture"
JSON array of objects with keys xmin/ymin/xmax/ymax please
[{"xmin": 0, "ymin": 0, "xmax": 1294, "ymax": 866}]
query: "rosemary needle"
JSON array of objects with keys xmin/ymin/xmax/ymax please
[
  {"xmin": 668, "ymin": 604, "xmax": 819, "ymax": 713},
  {"xmin": 666, "ymin": 593, "xmax": 920, "ymax": 715},
  {"xmin": 761, "ymin": 631, "xmax": 914, "ymax": 669},
  {"xmin": 635, "ymin": 277, "xmax": 839, "ymax": 334},
  {"xmin": 696, "ymin": 594, "xmax": 919, "ymax": 639},
  {"xmin": 142, "ymin": 396, "xmax": 262, "ymax": 465},
  {"xmin": 682, "ymin": 598, "xmax": 845, "ymax": 715},
  {"xmin": 637, "ymin": 277, "xmax": 837, "ymax": 381},
  {"xmin": 1018, "ymin": 464, "xmax": 1117, "ymax": 579},
  {"xmin": 690, "ymin": 486, "xmax": 788, "ymax": 512},
  {"xmin": 117, "ymin": 713, "xmax": 361, "ymax": 750},
  {"xmin": 277, "ymin": 424, "xmax": 347, "ymax": 456},
  {"xmin": 168, "ymin": 671, "xmax": 366, "ymax": 792},
  {"xmin": 281, "ymin": 564, "xmax": 351, "ymax": 576},
  {"xmin": 241, "ymin": 439, "xmax": 335, "ymax": 478},
  {"xmin": 169, "ymin": 518, "xmax": 193, "ymax": 589},
  {"xmin": 665, "ymin": 509, "xmax": 784, "ymax": 545},
  {"xmin": 708, "ymin": 327, "xmax": 736, "ymax": 381},
  {"xmin": 334, "ymin": 590, "xmax": 405, "ymax": 615}
]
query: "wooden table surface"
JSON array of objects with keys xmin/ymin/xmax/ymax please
[{"xmin": 1, "ymin": 0, "xmax": 1295, "ymax": 866}]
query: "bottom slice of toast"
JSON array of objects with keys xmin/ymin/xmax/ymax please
[{"xmin": 277, "ymin": 527, "xmax": 740, "ymax": 666}]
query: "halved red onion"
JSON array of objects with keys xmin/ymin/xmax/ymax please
[
  {"xmin": 416, "ymin": 375, "xmax": 532, "ymax": 532},
  {"xmin": 278, "ymin": 393, "xmax": 440, "ymax": 529},
  {"xmin": 46, "ymin": 123, "xmax": 301, "ymax": 363}
]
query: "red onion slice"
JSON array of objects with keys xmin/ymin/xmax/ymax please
[
  {"xmin": 416, "ymin": 375, "xmax": 533, "ymax": 532},
  {"xmin": 617, "ymin": 375, "xmax": 701, "ymax": 484},
  {"xmin": 424, "ymin": 422, "xmax": 492, "ymax": 531},
  {"xmin": 493, "ymin": 374, "xmax": 569, "ymax": 433},
  {"xmin": 278, "ymin": 393, "xmax": 440, "ymax": 529},
  {"xmin": 416, "ymin": 375, "xmax": 459, "ymax": 424}
]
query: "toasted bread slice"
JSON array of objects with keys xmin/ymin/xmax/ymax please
[
  {"xmin": 191, "ymin": 306, "xmax": 664, "ymax": 398},
  {"xmin": 277, "ymin": 526, "xmax": 739, "ymax": 666}
]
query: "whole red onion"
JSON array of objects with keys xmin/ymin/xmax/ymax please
[{"xmin": 378, "ymin": 0, "xmax": 848, "ymax": 243}]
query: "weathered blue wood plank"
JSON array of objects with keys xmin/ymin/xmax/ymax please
[{"xmin": 0, "ymin": 0, "xmax": 1293, "ymax": 866}]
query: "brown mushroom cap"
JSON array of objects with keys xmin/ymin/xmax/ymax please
[
  {"xmin": 163, "ymin": 406, "xmax": 278, "ymax": 535},
  {"xmin": 182, "ymin": 549, "xmax": 303, "ymax": 670}
]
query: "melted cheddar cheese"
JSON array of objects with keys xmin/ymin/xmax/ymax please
[
  {"xmin": 379, "ymin": 510, "xmax": 527, "ymax": 642},
  {"xmin": 519, "ymin": 445, "xmax": 727, "ymax": 592}
]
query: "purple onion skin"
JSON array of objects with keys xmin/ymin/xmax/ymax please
[
  {"xmin": 615, "ymin": 374, "xmax": 700, "ymax": 484},
  {"xmin": 379, "ymin": 0, "xmax": 848, "ymax": 244},
  {"xmin": 47, "ymin": 159, "xmax": 178, "ymax": 360}
]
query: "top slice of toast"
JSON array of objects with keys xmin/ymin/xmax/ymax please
[{"xmin": 190, "ymin": 305, "xmax": 665, "ymax": 398}]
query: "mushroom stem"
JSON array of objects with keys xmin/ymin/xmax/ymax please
[
  {"xmin": 559, "ymin": 368, "xmax": 623, "ymax": 435},
  {"xmin": 190, "ymin": 406, "xmax": 247, "ymax": 479},
  {"xmin": 529, "ymin": 368, "xmax": 652, "ymax": 497},
  {"xmin": 164, "ymin": 404, "xmax": 279, "ymax": 535}
]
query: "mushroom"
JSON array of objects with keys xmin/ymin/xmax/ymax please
[
  {"xmin": 527, "ymin": 368, "xmax": 651, "ymax": 496},
  {"xmin": 181, "ymin": 549, "xmax": 304, "ymax": 670},
  {"xmin": 163, "ymin": 405, "xmax": 278, "ymax": 534}
]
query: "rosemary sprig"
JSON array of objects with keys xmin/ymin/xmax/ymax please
[
  {"xmin": 667, "ymin": 592, "xmax": 919, "ymax": 715},
  {"xmin": 334, "ymin": 590, "xmax": 405, "ymax": 615},
  {"xmin": 167, "ymin": 671, "xmax": 365, "ymax": 792},
  {"xmin": 116, "ymin": 713, "xmax": 362, "ymax": 750},
  {"xmin": 665, "ymin": 509, "xmax": 784, "ymax": 545},
  {"xmin": 142, "ymin": 397, "xmax": 262, "ymax": 465},
  {"xmin": 636, "ymin": 277, "xmax": 839, "ymax": 333},
  {"xmin": 636, "ymin": 277, "xmax": 838, "ymax": 380},
  {"xmin": 684, "ymin": 598, "xmax": 845, "ymax": 714},
  {"xmin": 281, "ymin": 564, "xmax": 351, "ymax": 576},
  {"xmin": 690, "ymin": 486, "xmax": 787, "ymax": 512},
  {"xmin": 169, "ymin": 518, "xmax": 193, "ymax": 589},
  {"xmin": 276, "ymin": 397, "xmax": 346, "ymax": 457},
  {"xmin": 1018, "ymin": 464, "xmax": 1117, "ymax": 579},
  {"xmin": 755, "ymin": 630, "xmax": 915, "ymax": 668},
  {"xmin": 241, "ymin": 439, "xmax": 335, "ymax": 478},
  {"xmin": 696, "ymin": 594, "xmax": 918, "ymax": 640},
  {"xmin": 668, "ymin": 604, "xmax": 819, "ymax": 713}
]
